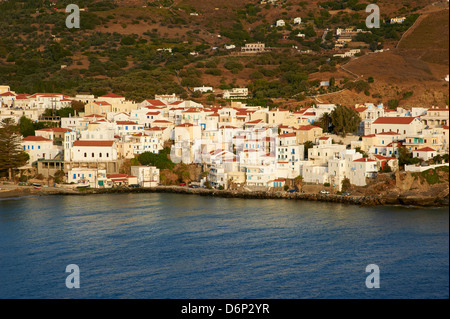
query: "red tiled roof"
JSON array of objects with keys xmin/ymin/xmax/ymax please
[
  {"xmin": 386, "ymin": 142, "xmax": 402, "ymax": 147},
  {"xmin": 145, "ymin": 105, "xmax": 164, "ymax": 110},
  {"xmin": 146, "ymin": 99, "xmax": 166, "ymax": 107},
  {"xmin": 279, "ymin": 133, "xmax": 296, "ymax": 138},
  {"xmin": 355, "ymin": 107, "xmax": 367, "ymax": 112},
  {"xmin": 153, "ymin": 120, "xmax": 172, "ymax": 123},
  {"xmin": 183, "ymin": 108, "xmax": 200, "ymax": 113},
  {"xmin": 22, "ymin": 136, "xmax": 51, "ymax": 142},
  {"xmin": 176, "ymin": 123, "xmax": 195, "ymax": 127},
  {"xmin": 319, "ymin": 136, "xmax": 331, "ymax": 140},
  {"xmin": 15, "ymin": 94, "xmax": 30, "ymax": 99},
  {"xmin": 294, "ymin": 107, "xmax": 311, "ymax": 114},
  {"xmin": 373, "ymin": 154, "xmax": 396, "ymax": 160},
  {"xmin": 363, "ymin": 134, "xmax": 376, "ymax": 138},
  {"xmin": 353, "ymin": 158, "xmax": 376, "ymax": 163},
  {"xmin": 295, "ymin": 125, "xmax": 321, "ymax": 131},
  {"xmin": 372, "ymin": 117, "xmax": 416, "ymax": 125},
  {"xmin": 94, "ymin": 101, "xmax": 111, "ymax": 106},
  {"xmin": 145, "ymin": 127, "xmax": 166, "ymax": 131},
  {"xmin": 415, "ymin": 147, "xmax": 436, "ymax": 152},
  {"xmin": 85, "ymin": 114, "xmax": 105, "ymax": 118},
  {"xmin": 29, "ymin": 93, "xmax": 63, "ymax": 98},
  {"xmin": 0, "ymin": 92, "xmax": 15, "ymax": 96},
  {"xmin": 73, "ymin": 140, "xmax": 114, "ymax": 147},
  {"xmin": 116, "ymin": 121, "xmax": 138, "ymax": 125},
  {"xmin": 245, "ymin": 119, "xmax": 263, "ymax": 124}
]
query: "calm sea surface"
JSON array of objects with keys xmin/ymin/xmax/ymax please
[{"xmin": 0, "ymin": 193, "xmax": 448, "ymax": 299}]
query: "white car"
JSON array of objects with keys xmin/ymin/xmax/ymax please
[{"xmin": 319, "ymin": 190, "xmax": 330, "ymax": 195}]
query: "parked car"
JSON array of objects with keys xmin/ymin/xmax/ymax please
[
  {"xmin": 319, "ymin": 190, "xmax": 330, "ymax": 195},
  {"xmin": 341, "ymin": 192, "xmax": 351, "ymax": 196},
  {"xmin": 179, "ymin": 183, "xmax": 186, "ymax": 186},
  {"xmin": 129, "ymin": 184, "xmax": 140, "ymax": 188},
  {"xmin": 287, "ymin": 189, "xmax": 297, "ymax": 193},
  {"xmin": 189, "ymin": 184, "xmax": 200, "ymax": 188}
]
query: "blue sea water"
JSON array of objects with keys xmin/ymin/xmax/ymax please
[{"xmin": 0, "ymin": 193, "xmax": 448, "ymax": 299}]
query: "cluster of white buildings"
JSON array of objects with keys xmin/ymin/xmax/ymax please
[{"xmin": 1, "ymin": 84, "xmax": 449, "ymax": 191}]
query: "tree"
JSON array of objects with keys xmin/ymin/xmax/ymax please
[
  {"xmin": 329, "ymin": 77, "xmax": 335, "ymax": 87},
  {"xmin": 303, "ymin": 140, "xmax": 314, "ymax": 159},
  {"xmin": 57, "ymin": 107, "xmax": 75, "ymax": 118},
  {"xmin": 0, "ymin": 119, "xmax": 30, "ymax": 180},
  {"xmin": 341, "ymin": 177, "xmax": 351, "ymax": 192},
  {"xmin": 316, "ymin": 112, "xmax": 332, "ymax": 133},
  {"xmin": 398, "ymin": 146, "xmax": 420, "ymax": 168},
  {"xmin": 330, "ymin": 105, "xmax": 361, "ymax": 136},
  {"xmin": 53, "ymin": 170, "xmax": 65, "ymax": 184},
  {"xmin": 19, "ymin": 116, "xmax": 35, "ymax": 137},
  {"xmin": 138, "ymin": 148, "xmax": 175, "ymax": 170},
  {"xmin": 294, "ymin": 175, "xmax": 303, "ymax": 191},
  {"xmin": 71, "ymin": 100, "xmax": 85, "ymax": 114}
]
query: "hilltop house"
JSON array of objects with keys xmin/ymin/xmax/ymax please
[
  {"xmin": 241, "ymin": 43, "xmax": 266, "ymax": 54},
  {"xmin": 276, "ymin": 19, "xmax": 285, "ymax": 27}
]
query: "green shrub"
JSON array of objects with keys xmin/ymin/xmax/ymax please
[{"xmin": 138, "ymin": 148, "xmax": 175, "ymax": 170}]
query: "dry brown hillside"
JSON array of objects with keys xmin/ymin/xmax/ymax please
[{"xmin": 320, "ymin": 8, "xmax": 449, "ymax": 108}]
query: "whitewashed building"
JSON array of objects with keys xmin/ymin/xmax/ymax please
[{"xmin": 131, "ymin": 166, "xmax": 160, "ymax": 187}]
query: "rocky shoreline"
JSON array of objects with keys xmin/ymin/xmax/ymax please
[{"xmin": 2, "ymin": 185, "xmax": 446, "ymax": 208}]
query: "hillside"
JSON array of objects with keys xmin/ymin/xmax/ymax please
[
  {"xmin": 322, "ymin": 7, "xmax": 449, "ymax": 108},
  {"xmin": 0, "ymin": 0, "xmax": 448, "ymax": 108}
]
